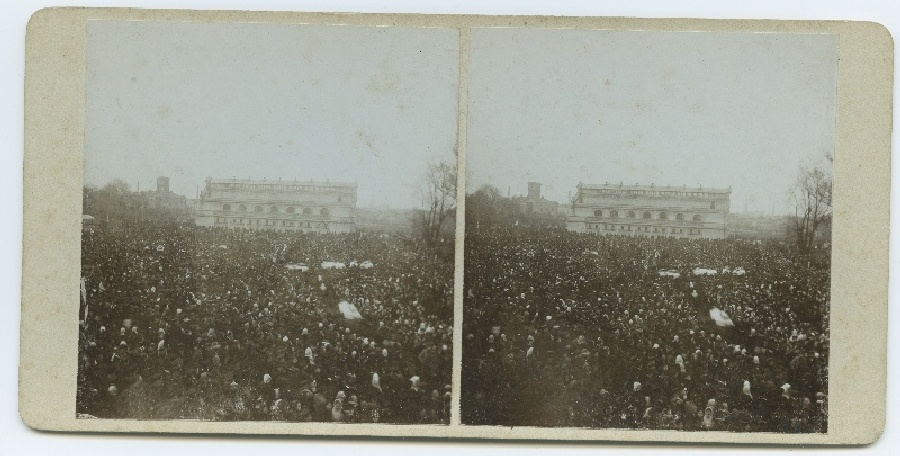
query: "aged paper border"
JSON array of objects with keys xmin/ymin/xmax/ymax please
[{"xmin": 20, "ymin": 8, "xmax": 892, "ymax": 444}]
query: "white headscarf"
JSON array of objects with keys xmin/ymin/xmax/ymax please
[{"xmin": 372, "ymin": 373, "xmax": 382, "ymax": 391}]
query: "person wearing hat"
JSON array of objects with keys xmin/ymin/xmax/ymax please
[
  {"xmin": 311, "ymin": 387, "xmax": 330, "ymax": 423},
  {"xmin": 702, "ymin": 398, "xmax": 717, "ymax": 430},
  {"xmin": 398, "ymin": 376, "xmax": 426, "ymax": 424},
  {"xmin": 343, "ymin": 394, "xmax": 359, "ymax": 423},
  {"xmin": 330, "ymin": 397, "xmax": 345, "ymax": 422},
  {"xmin": 813, "ymin": 392, "xmax": 827, "ymax": 433},
  {"xmin": 768, "ymin": 382, "xmax": 795, "ymax": 432},
  {"xmin": 424, "ymin": 389, "xmax": 444, "ymax": 423}
]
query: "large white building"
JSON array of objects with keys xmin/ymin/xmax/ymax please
[
  {"xmin": 194, "ymin": 178, "xmax": 357, "ymax": 233},
  {"xmin": 566, "ymin": 183, "xmax": 731, "ymax": 239}
]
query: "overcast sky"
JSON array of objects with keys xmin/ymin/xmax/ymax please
[
  {"xmin": 85, "ymin": 21, "xmax": 459, "ymax": 209},
  {"xmin": 466, "ymin": 29, "xmax": 837, "ymax": 215}
]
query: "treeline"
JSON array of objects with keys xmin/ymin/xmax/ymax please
[
  {"xmin": 465, "ymin": 184, "xmax": 565, "ymax": 228},
  {"xmin": 83, "ymin": 179, "xmax": 192, "ymax": 224}
]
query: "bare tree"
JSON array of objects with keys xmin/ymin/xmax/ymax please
[
  {"xmin": 475, "ymin": 184, "xmax": 502, "ymax": 203},
  {"xmin": 465, "ymin": 184, "xmax": 502, "ymax": 226},
  {"xmin": 789, "ymin": 153, "xmax": 832, "ymax": 253},
  {"xmin": 103, "ymin": 178, "xmax": 131, "ymax": 195},
  {"xmin": 419, "ymin": 159, "xmax": 457, "ymax": 244}
]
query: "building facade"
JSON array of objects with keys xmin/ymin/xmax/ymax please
[
  {"xmin": 194, "ymin": 178, "xmax": 357, "ymax": 233},
  {"xmin": 511, "ymin": 182, "xmax": 560, "ymax": 216},
  {"xmin": 566, "ymin": 183, "xmax": 731, "ymax": 239},
  {"xmin": 355, "ymin": 207, "xmax": 416, "ymax": 234},
  {"xmin": 84, "ymin": 176, "xmax": 190, "ymax": 224},
  {"xmin": 142, "ymin": 176, "xmax": 189, "ymax": 215},
  {"xmin": 728, "ymin": 211, "xmax": 791, "ymax": 240}
]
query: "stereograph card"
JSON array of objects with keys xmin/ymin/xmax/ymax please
[{"xmin": 19, "ymin": 8, "xmax": 892, "ymax": 445}]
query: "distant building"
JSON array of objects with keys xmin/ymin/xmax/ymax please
[
  {"xmin": 567, "ymin": 183, "xmax": 731, "ymax": 239},
  {"xmin": 511, "ymin": 182, "xmax": 559, "ymax": 216},
  {"xmin": 84, "ymin": 176, "xmax": 190, "ymax": 223},
  {"xmin": 728, "ymin": 211, "xmax": 791, "ymax": 240},
  {"xmin": 355, "ymin": 207, "xmax": 416, "ymax": 234},
  {"xmin": 194, "ymin": 178, "xmax": 357, "ymax": 233},
  {"xmin": 142, "ymin": 176, "xmax": 188, "ymax": 213}
]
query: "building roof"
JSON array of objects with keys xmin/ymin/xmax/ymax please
[
  {"xmin": 577, "ymin": 183, "xmax": 731, "ymax": 194},
  {"xmin": 511, "ymin": 195, "xmax": 559, "ymax": 204},
  {"xmin": 206, "ymin": 177, "xmax": 357, "ymax": 188}
]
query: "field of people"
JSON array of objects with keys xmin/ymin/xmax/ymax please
[
  {"xmin": 461, "ymin": 225, "xmax": 830, "ymax": 432},
  {"xmin": 77, "ymin": 221, "xmax": 454, "ymax": 423}
]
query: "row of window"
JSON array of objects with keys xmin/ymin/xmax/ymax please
[
  {"xmin": 221, "ymin": 203, "xmax": 330, "ymax": 216},
  {"xmin": 215, "ymin": 217, "xmax": 330, "ymax": 229},
  {"xmin": 586, "ymin": 224, "xmax": 702, "ymax": 235},
  {"xmin": 585, "ymin": 189, "xmax": 724, "ymax": 201},
  {"xmin": 591, "ymin": 209, "xmax": 703, "ymax": 222},
  {"xmin": 210, "ymin": 183, "xmax": 353, "ymax": 194}
]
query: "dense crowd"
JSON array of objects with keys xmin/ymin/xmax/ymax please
[
  {"xmin": 461, "ymin": 225, "xmax": 830, "ymax": 432},
  {"xmin": 77, "ymin": 220, "xmax": 454, "ymax": 424}
]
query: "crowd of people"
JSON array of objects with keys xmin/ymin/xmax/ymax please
[
  {"xmin": 77, "ymin": 220, "xmax": 454, "ymax": 424},
  {"xmin": 461, "ymin": 225, "xmax": 830, "ymax": 433}
]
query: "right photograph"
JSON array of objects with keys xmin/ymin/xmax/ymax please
[{"xmin": 461, "ymin": 29, "xmax": 835, "ymax": 432}]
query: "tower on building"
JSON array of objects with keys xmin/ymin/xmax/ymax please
[
  {"xmin": 157, "ymin": 176, "xmax": 170, "ymax": 193},
  {"xmin": 527, "ymin": 182, "xmax": 541, "ymax": 200}
]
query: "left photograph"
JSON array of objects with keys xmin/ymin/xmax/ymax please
[{"xmin": 77, "ymin": 21, "xmax": 459, "ymax": 423}]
